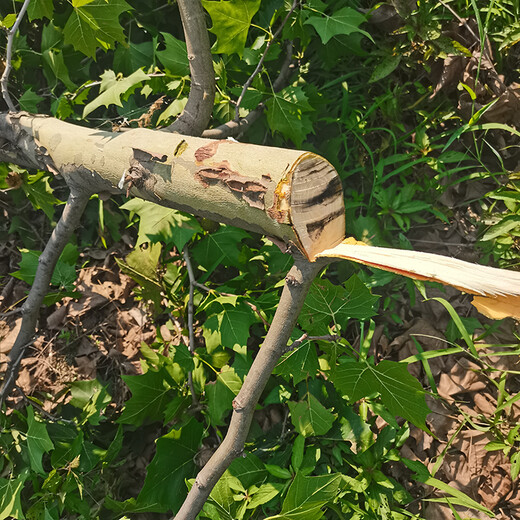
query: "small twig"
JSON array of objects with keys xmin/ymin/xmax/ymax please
[
  {"xmin": 13, "ymin": 385, "xmax": 76, "ymax": 424},
  {"xmin": 182, "ymin": 245, "xmax": 200, "ymax": 406},
  {"xmin": 166, "ymin": 0, "xmax": 216, "ymax": 136},
  {"xmin": 234, "ymin": 0, "xmax": 299, "ymax": 121},
  {"xmin": 0, "ymin": 186, "xmax": 92, "ymax": 405},
  {"xmin": 0, "ymin": 0, "xmax": 31, "ymax": 111},
  {"xmin": 285, "ymin": 333, "xmax": 340, "ymax": 352},
  {"xmin": 202, "ymin": 41, "xmax": 294, "ymax": 139}
]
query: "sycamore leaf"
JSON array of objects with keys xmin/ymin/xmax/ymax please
[
  {"xmin": 266, "ymin": 86, "xmax": 314, "ymax": 147},
  {"xmin": 288, "ymin": 393, "xmax": 335, "ymax": 437},
  {"xmin": 266, "ymin": 473, "xmax": 341, "ymax": 520},
  {"xmin": 136, "ymin": 420, "xmax": 204, "ymax": 512},
  {"xmin": 22, "ymin": 171, "xmax": 62, "ymax": 220},
  {"xmin": 333, "ymin": 359, "xmax": 430, "ymax": 431},
  {"xmin": 26, "ymin": 406, "xmax": 54, "ymax": 474},
  {"xmin": 156, "ymin": 32, "xmax": 189, "ymax": 76},
  {"xmin": 27, "ymin": 0, "xmax": 53, "ymax": 21},
  {"xmin": 63, "ymin": 0, "xmax": 131, "ymax": 59},
  {"xmin": 120, "ymin": 198, "xmax": 201, "ymax": 251},
  {"xmin": 0, "ymin": 474, "xmax": 26, "ymax": 520},
  {"xmin": 304, "ymin": 6, "xmax": 371, "ymax": 45},
  {"xmin": 18, "ymin": 88, "xmax": 44, "ymax": 112},
  {"xmin": 192, "ymin": 226, "xmax": 250, "ymax": 272},
  {"xmin": 83, "ymin": 69, "xmax": 149, "ymax": 117},
  {"xmin": 299, "ymin": 276, "xmax": 378, "ymax": 336},
  {"xmin": 118, "ymin": 366, "xmax": 176, "ymax": 426},
  {"xmin": 205, "ymin": 365, "xmax": 243, "ymax": 425},
  {"xmin": 274, "ymin": 339, "xmax": 319, "ymax": 385},
  {"xmin": 202, "ymin": 0, "xmax": 261, "ymax": 57}
]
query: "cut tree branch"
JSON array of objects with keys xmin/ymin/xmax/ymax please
[
  {"xmin": 166, "ymin": 0, "xmax": 215, "ymax": 136},
  {"xmin": 0, "ymin": 186, "xmax": 93, "ymax": 404},
  {"xmin": 0, "ymin": 0, "xmax": 31, "ymax": 111},
  {"xmin": 173, "ymin": 255, "xmax": 326, "ymax": 520}
]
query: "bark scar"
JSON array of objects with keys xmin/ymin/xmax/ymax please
[{"xmin": 195, "ymin": 160, "xmax": 270, "ymax": 210}]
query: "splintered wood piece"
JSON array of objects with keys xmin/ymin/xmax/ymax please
[
  {"xmin": 316, "ymin": 239, "xmax": 520, "ymax": 319},
  {"xmin": 289, "ymin": 153, "xmax": 345, "ymax": 260}
]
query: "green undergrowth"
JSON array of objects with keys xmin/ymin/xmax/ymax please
[{"xmin": 1, "ymin": 0, "xmax": 520, "ymax": 518}]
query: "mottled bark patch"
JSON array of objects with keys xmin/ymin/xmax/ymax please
[{"xmin": 195, "ymin": 160, "xmax": 270, "ymax": 209}]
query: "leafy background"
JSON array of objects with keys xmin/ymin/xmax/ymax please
[{"xmin": 1, "ymin": 0, "xmax": 520, "ymax": 519}]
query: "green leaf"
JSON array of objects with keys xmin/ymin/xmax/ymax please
[
  {"xmin": 482, "ymin": 214, "xmax": 520, "ymax": 241},
  {"xmin": 266, "ymin": 85, "xmax": 314, "ymax": 147},
  {"xmin": 118, "ymin": 366, "xmax": 176, "ymax": 426},
  {"xmin": 266, "ymin": 472, "xmax": 341, "ymax": 520},
  {"xmin": 69, "ymin": 379, "xmax": 111, "ymax": 425},
  {"xmin": 136, "ymin": 420, "xmax": 204, "ymax": 512},
  {"xmin": 288, "ymin": 393, "xmax": 335, "ymax": 437},
  {"xmin": 0, "ymin": 474, "xmax": 26, "ymax": 520},
  {"xmin": 333, "ymin": 359, "xmax": 430, "ymax": 431},
  {"xmin": 274, "ymin": 339, "xmax": 319, "ymax": 384},
  {"xmin": 156, "ymin": 33, "xmax": 189, "ymax": 76},
  {"xmin": 117, "ymin": 242, "xmax": 163, "ymax": 309},
  {"xmin": 299, "ymin": 276, "xmax": 378, "ymax": 336},
  {"xmin": 192, "ymin": 226, "xmax": 250, "ymax": 272},
  {"xmin": 63, "ymin": 0, "xmax": 131, "ymax": 59},
  {"xmin": 18, "ymin": 88, "xmax": 44, "ymax": 112},
  {"xmin": 114, "ymin": 40, "xmax": 155, "ymax": 74},
  {"xmin": 11, "ymin": 248, "xmax": 76, "ymax": 290},
  {"xmin": 121, "ymin": 198, "xmax": 201, "ymax": 251},
  {"xmin": 205, "ymin": 365, "xmax": 243, "ymax": 425},
  {"xmin": 228, "ymin": 453, "xmax": 267, "ymax": 488},
  {"xmin": 369, "ymin": 55, "xmax": 401, "ymax": 83},
  {"xmin": 157, "ymin": 98, "xmax": 188, "ymax": 125},
  {"xmin": 304, "ymin": 7, "xmax": 371, "ymax": 45},
  {"xmin": 83, "ymin": 69, "xmax": 149, "ymax": 117},
  {"xmin": 27, "ymin": 0, "xmax": 54, "ymax": 21},
  {"xmin": 207, "ymin": 301, "xmax": 257, "ymax": 354},
  {"xmin": 22, "ymin": 171, "xmax": 61, "ymax": 221},
  {"xmin": 247, "ymin": 483, "xmax": 283, "ymax": 509},
  {"xmin": 202, "ymin": 0, "xmax": 261, "ymax": 56},
  {"xmin": 26, "ymin": 406, "xmax": 54, "ymax": 474},
  {"xmin": 43, "ymin": 49, "xmax": 76, "ymax": 91}
]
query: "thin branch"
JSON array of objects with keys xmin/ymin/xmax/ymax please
[
  {"xmin": 286, "ymin": 333, "xmax": 340, "ymax": 352},
  {"xmin": 182, "ymin": 245, "xmax": 199, "ymax": 406},
  {"xmin": 0, "ymin": 186, "xmax": 92, "ymax": 406},
  {"xmin": 0, "ymin": 0, "xmax": 31, "ymax": 112},
  {"xmin": 166, "ymin": 0, "xmax": 216, "ymax": 136},
  {"xmin": 173, "ymin": 255, "xmax": 326, "ymax": 520},
  {"xmin": 202, "ymin": 41, "xmax": 294, "ymax": 140},
  {"xmin": 234, "ymin": 0, "xmax": 299, "ymax": 121}
]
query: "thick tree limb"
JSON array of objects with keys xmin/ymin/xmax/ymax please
[
  {"xmin": 166, "ymin": 0, "xmax": 215, "ymax": 136},
  {"xmin": 0, "ymin": 0, "xmax": 31, "ymax": 111},
  {"xmin": 173, "ymin": 255, "xmax": 325, "ymax": 520},
  {"xmin": 0, "ymin": 186, "xmax": 93, "ymax": 404}
]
